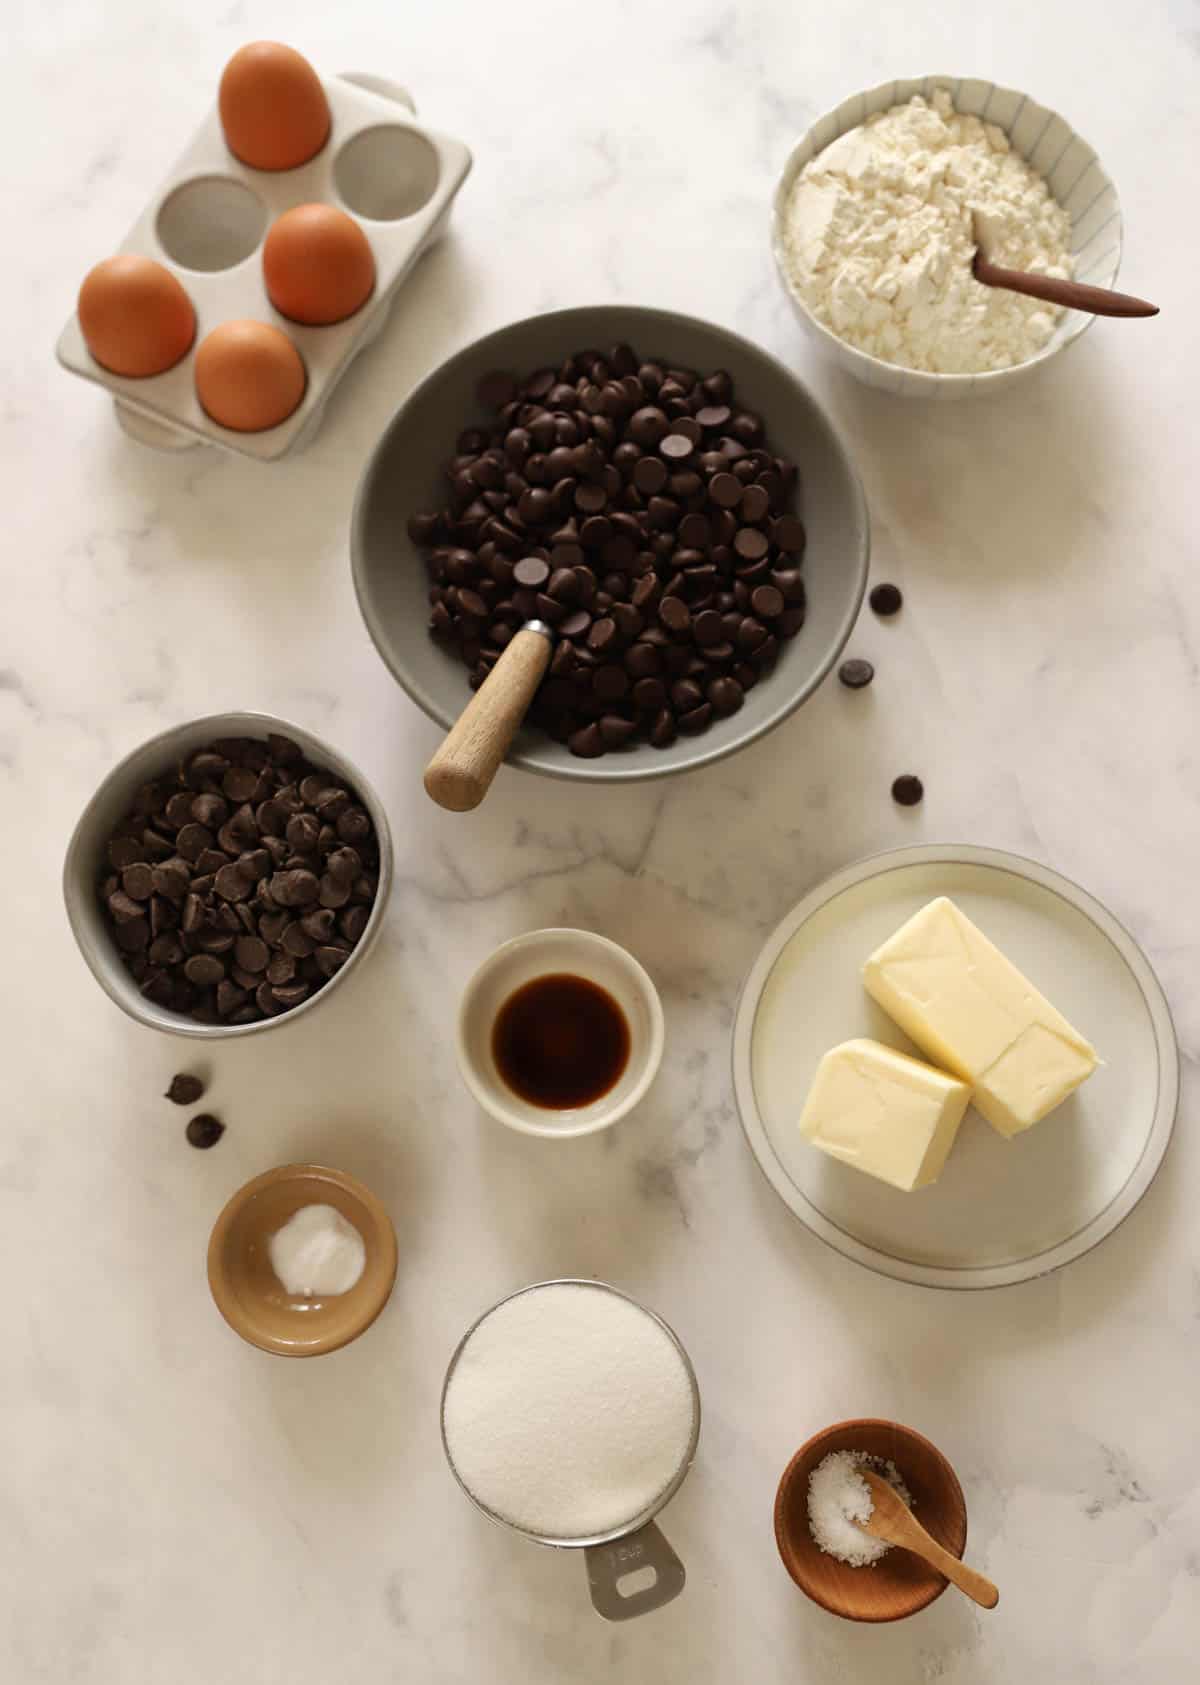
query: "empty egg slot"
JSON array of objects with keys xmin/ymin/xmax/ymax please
[
  {"xmin": 156, "ymin": 175, "xmax": 267, "ymax": 272},
  {"xmin": 333, "ymin": 125, "xmax": 439, "ymax": 221}
]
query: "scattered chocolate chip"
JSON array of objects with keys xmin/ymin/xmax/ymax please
[
  {"xmin": 892, "ymin": 774, "xmax": 924, "ymax": 806},
  {"xmin": 870, "ymin": 582, "xmax": 903, "ymax": 617},
  {"xmin": 186, "ymin": 1113, "xmax": 225, "ymax": 1150},
  {"xmin": 838, "ymin": 658, "xmax": 875, "ymax": 689},
  {"xmin": 164, "ymin": 1073, "xmax": 205, "ymax": 1106}
]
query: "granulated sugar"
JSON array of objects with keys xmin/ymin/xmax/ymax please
[
  {"xmin": 442, "ymin": 1283, "xmax": 695, "ymax": 1540},
  {"xmin": 807, "ymin": 1448, "xmax": 913, "ymax": 1566}
]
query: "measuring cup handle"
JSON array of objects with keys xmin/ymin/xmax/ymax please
[{"xmin": 584, "ymin": 1521, "xmax": 685, "ymax": 1621}]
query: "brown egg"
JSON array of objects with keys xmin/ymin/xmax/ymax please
[
  {"xmin": 77, "ymin": 255, "xmax": 196, "ymax": 377},
  {"xmin": 218, "ymin": 42, "xmax": 330, "ymax": 172},
  {"xmin": 263, "ymin": 204, "xmax": 375, "ymax": 326},
  {"xmin": 194, "ymin": 320, "xmax": 306, "ymax": 432}
]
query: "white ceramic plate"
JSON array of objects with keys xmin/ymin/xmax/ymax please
[{"xmin": 732, "ymin": 846, "xmax": 1178, "ymax": 1289}]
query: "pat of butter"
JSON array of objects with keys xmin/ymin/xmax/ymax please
[
  {"xmin": 799, "ymin": 1038, "xmax": 972, "ymax": 1191},
  {"xmin": 862, "ymin": 897, "xmax": 1098, "ymax": 1138}
]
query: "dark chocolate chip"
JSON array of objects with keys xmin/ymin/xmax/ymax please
[
  {"xmin": 513, "ymin": 556, "xmax": 550, "ymax": 588},
  {"xmin": 870, "ymin": 582, "xmax": 903, "ymax": 616},
  {"xmin": 659, "ymin": 597, "xmax": 690, "ymax": 632},
  {"xmin": 709, "ymin": 472, "xmax": 742, "ymax": 508},
  {"xmin": 164, "ymin": 1073, "xmax": 205, "ymax": 1106},
  {"xmin": 750, "ymin": 584, "xmax": 784, "ymax": 619},
  {"xmin": 568, "ymin": 723, "xmax": 605, "ymax": 758},
  {"xmin": 184, "ymin": 954, "xmax": 225, "ymax": 987},
  {"xmin": 773, "ymin": 515, "xmax": 806, "ymax": 553},
  {"xmin": 678, "ymin": 703, "xmax": 713, "ymax": 735},
  {"xmin": 734, "ymin": 527, "xmax": 769, "ymax": 562},
  {"xmin": 707, "ymin": 676, "xmax": 744, "ymax": 716},
  {"xmin": 633, "ymin": 456, "xmax": 668, "ymax": 495},
  {"xmin": 892, "ymin": 774, "xmax": 923, "ymax": 806},
  {"xmin": 838, "ymin": 658, "xmax": 875, "ymax": 689},
  {"xmin": 186, "ymin": 1113, "xmax": 225, "ymax": 1150}
]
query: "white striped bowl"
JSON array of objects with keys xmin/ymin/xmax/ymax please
[{"xmin": 771, "ymin": 75, "xmax": 1122, "ymax": 398}]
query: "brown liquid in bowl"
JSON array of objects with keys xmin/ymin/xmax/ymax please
[{"xmin": 492, "ymin": 973, "xmax": 630, "ymax": 1108}]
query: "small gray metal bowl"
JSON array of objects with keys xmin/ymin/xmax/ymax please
[
  {"xmin": 352, "ymin": 305, "xmax": 870, "ymax": 784},
  {"xmin": 63, "ymin": 711, "xmax": 393, "ymax": 1039}
]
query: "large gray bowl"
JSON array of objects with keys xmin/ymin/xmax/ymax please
[
  {"xmin": 352, "ymin": 305, "xmax": 870, "ymax": 783},
  {"xmin": 63, "ymin": 712, "xmax": 393, "ymax": 1039}
]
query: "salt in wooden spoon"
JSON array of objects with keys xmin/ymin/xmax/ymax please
[
  {"xmin": 858, "ymin": 1468, "xmax": 999, "ymax": 1610},
  {"xmin": 423, "ymin": 620, "xmax": 554, "ymax": 811},
  {"xmin": 971, "ymin": 216, "xmax": 1158, "ymax": 318}
]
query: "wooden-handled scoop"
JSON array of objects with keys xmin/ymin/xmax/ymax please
[
  {"xmin": 971, "ymin": 215, "xmax": 1158, "ymax": 318},
  {"xmin": 423, "ymin": 621, "xmax": 554, "ymax": 812},
  {"xmin": 858, "ymin": 1470, "xmax": 999, "ymax": 1610}
]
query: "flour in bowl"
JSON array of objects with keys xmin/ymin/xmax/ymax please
[{"xmin": 780, "ymin": 90, "xmax": 1072, "ymax": 373}]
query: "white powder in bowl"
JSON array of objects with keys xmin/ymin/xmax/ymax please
[
  {"xmin": 268, "ymin": 1203, "xmax": 366, "ymax": 1297},
  {"xmin": 442, "ymin": 1283, "xmax": 696, "ymax": 1541},
  {"xmin": 780, "ymin": 89, "xmax": 1073, "ymax": 373},
  {"xmin": 807, "ymin": 1448, "xmax": 913, "ymax": 1567}
]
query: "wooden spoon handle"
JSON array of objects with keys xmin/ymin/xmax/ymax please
[
  {"xmin": 909, "ymin": 1530, "xmax": 999, "ymax": 1610},
  {"xmin": 973, "ymin": 254, "xmax": 1158, "ymax": 318},
  {"xmin": 423, "ymin": 624, "xmax": 553, "ymax": 812}
]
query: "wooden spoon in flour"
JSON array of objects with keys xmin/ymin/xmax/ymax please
[
  {"xmin": 857, "ymin": 1469, "xmax": 1000, "ymax": 1610},
  {"xmin": 971, "ymin": 214, "xmax": 1158, "ymax": 318}
]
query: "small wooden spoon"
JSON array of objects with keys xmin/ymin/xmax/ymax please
[
  {"xmin": 858, "ymin": 1469, "xmax": 999, "ymax": 1610},
  {"xmin": 424, "ymin": 621, "xmax": 554, "ymax": 811},
  {"xmin": 971, "ymin": 218, "xmax": 1158, "ymax": 318}
]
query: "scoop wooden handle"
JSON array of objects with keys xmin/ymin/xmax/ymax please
[
  {"xmin": 423, "ymin": 624, "xmax": 553, "ymax": 812},
  {"xmin": 972, "ymin": 252, "xmax": 1159, "ymax": 318},
  {"xmin": 905, "ymin": 1528, "xmax": 999, "ymax": 1610}
]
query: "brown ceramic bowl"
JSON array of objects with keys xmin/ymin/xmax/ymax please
[
  {"xmin": 774, "ymin": 1418, "xmax": 968, "ymax": 1622},
  {"xmin": 207, "ymin": 1164, "xmax": 398, "ymax": 1357}
]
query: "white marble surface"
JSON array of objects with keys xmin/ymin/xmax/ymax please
[{"xmin": 4, "ymin": 1, "xmax": 1198, "ymax": 1679}]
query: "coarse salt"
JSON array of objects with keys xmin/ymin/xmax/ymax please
[
  {"xmin": 807, "ymin": 1448, "xmax": 913, "ymax": 1567},
  {"xmin": 443, "ymin": 1283, "xmax": 695, "ymax": 1541}
]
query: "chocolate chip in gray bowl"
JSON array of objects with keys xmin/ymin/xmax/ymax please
[
  {"xmin": 96, "ymin": 734, "xmax": 382, "ymax": 1027},
  {"xmin": 407, "ymin": 345, "xmax": 810, "ymax": 759}
]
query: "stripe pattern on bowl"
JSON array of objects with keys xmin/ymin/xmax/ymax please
[{"xmin": 772, "ymin": 75, "xmax": 1122, "ymax": 398}]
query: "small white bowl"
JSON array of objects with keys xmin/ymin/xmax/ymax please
[
  {"xmin": 771, "ymin": 74, "xmax": 1123, "ymax": 398},
  {"xmin": 456, "ymin": 930, "xmax": 664, "ymax": 1137}
]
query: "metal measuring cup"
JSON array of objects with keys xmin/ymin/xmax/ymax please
[{"xmin": 440, "ymin": 1278, "xmax": 701, "ymax": 1621}]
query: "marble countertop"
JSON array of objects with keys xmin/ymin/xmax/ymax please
[{"xmin": 5, "ymin": 1, "xmax": 1197, "ymax": 1679}]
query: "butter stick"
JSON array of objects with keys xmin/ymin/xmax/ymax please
[
  {"xmin": 862, "ymin": 897, "xmax": 1097, "ymax": 1138},
  {"xmin": 799, "ymin": 1038, "xmax": 972, "ymax": 1191}
]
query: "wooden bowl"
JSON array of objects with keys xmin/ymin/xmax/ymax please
[
  {"xmin": 207, "ymin": 1164, "xmax": 398, "ymax": 1357},
  {"xmin": 774, "ymin": 1418, "xmax": 968, "ymax": 1621}
]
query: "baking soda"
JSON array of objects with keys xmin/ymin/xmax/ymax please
[
  {"xmin": 442, "ymin": 1283, "xmax": 695, "ymax": 1540},
  {"xmin": 268, "ymin": 1203, "xmax": 366, "ymax": 1297}
]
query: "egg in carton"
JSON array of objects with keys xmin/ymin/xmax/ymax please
[{"xmin": 56, "ymin": 49, "xmax": 471, "ymax": 461}]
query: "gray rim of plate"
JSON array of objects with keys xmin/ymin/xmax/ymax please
[
  {"xmin": 731, "ymin": 843, "xmax": 1179, "ymax": 1291},
  {"xmin": 350, "ymin": 303, "xmax": 870, "ymax": 783}
]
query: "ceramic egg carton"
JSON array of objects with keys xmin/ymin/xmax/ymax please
[{"xmin": 56, "ymin": 71, "xmax": 471, "ymax": 461}]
